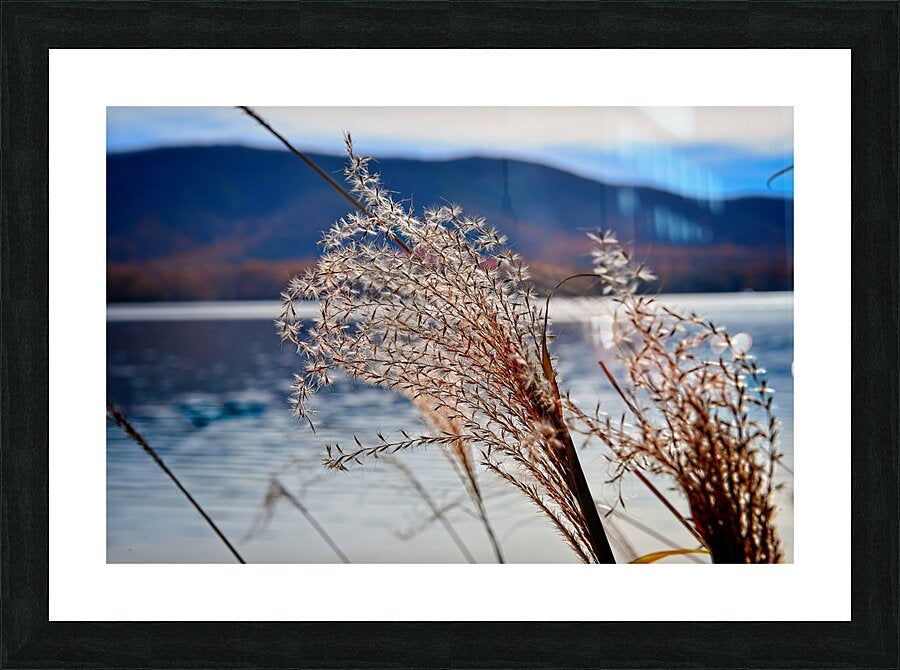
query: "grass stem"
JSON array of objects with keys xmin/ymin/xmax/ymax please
[
  {"xmin": 106, "ymin": 402, "xmax": 246, "ymax": 564},
  {"xmin": 387, "ymin": 456, "xmax": 478, "ymax": 564},
  {"xmin": 238, "ymin": 106, "xmax": 411, "ymax": 254},
  {"xmin": 271, "ymin": 479, "xmax": 351, "ymax": 564}
]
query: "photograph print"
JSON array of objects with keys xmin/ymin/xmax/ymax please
[{"xmin": 106, "ymin": 106, "xmax": 794, "ymax": 564}]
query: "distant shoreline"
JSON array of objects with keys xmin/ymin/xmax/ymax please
[{"xmin": 107, "ymin": 291, "xmax": 793, "ymax": 323}]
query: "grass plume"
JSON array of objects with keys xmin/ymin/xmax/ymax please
[
  {"xmin": 276, "ymin": 137, "xmax": 615, "ymax": 563},
  {"xmin": 565, "ymin": 231, "xmax": 783, "ymax": 563}
]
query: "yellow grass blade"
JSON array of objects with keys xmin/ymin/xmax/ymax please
[{"xmin": 630, "ymin": 548, "xmax": 710, "ymax": 564}]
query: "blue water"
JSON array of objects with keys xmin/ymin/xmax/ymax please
[{"xmin": 107, "ymin": 293, "xmax": 793, "ymax": 563}]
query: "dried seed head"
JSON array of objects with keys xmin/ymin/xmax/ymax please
[{"xmin": 277, "ymin": 140, "xmax": 647, "ymax": 562}]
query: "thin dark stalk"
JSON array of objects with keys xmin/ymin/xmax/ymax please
[
  {"xmin": 238, "ymin": 105, "xmax": 411, "ymax": 254},
  {"xmin": 766, "ymin": 164, "xmax": 794, "ymax": 189},
  {"xmin": 598, "ymin": 361, "xmax": 708, "ymax": 549},
  {"xmin": 440, "ymin": 450, "xmax": 505, "ymax": 563},
  {"xmin": 631, "ymin": 468, "xmax": 708, "ymax": 550},
  {"xmin": 271, "ymin": 480, "xmax": 351, "ymax": 564},
  {"xmin": 238, "ymin": 106, "xmax": 361, "ymax": 215},
  {"xmin": 386, "ymin": 456, "xmax": 478, "ymax": 564},
  {"xmin": 539, "ymin": 273, "xmax": 617, "ymax": 564},
  {"xmin": 462, "ymin": 468, "xmax": 506, "ymax": 564},
  {"xmin": 558, "ymin": 425, "xmax": 617, "ymax": 563},
  {"xmin": 597, "ymin": 359, "xmax": 642, "ymax": 416},
  {"xmin": 106, "ymin": 402, "xmax": 246, "ymax": 564}
]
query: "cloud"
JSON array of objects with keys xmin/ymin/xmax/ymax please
[
  {"xmin": 107, "ymin": 106, "xmax": 793, "ymax": 197},
  {"xmin": 108, "ymin": 106, "xmax": 792, "ymax": 155}
]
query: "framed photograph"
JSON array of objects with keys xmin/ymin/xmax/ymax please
[
  {"xmin": 3, "ymin": 2, "xmax": 897, "ymax": 668},
  {"xmin": 103, "ymin": 102, "xmax": 796, "ymax": 570}
]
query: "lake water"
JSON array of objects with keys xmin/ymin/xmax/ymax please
[{"xmin": 107, "ymin": 292, "xmax": 793, "ymax": 564}]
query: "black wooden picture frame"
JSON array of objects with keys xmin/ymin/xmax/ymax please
[{"xmin": 2, "ymin": 2, "xmax": 897, "ymax": 668}]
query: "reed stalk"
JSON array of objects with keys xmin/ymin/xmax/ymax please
[
  {"xmin": 566, "ymin": 231, "xmax": 783, "ymax": 563},
  {"xmin": 267, "ymin": 478, "xmax": 351, "ymax": 563},
  {"xmin": 385, "ymin": 456, "xmax": 477, "ymax": 564},
  {"xmin": 107, "ymin": 402, "xmax": 246, "ymax": 564}
]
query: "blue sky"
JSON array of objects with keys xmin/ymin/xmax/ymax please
[{"xmin": 107, "ymin": 106, "xmax": 793, "ymax": 198}]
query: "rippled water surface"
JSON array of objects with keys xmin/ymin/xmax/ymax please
[{"xmin": 107, "ymin": 293, "xmax": 793, "ymax": 563}]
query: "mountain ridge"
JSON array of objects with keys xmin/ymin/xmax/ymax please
[{"xmin": 107, "ymin": 145, "xmax": 793, "ymax": 301}]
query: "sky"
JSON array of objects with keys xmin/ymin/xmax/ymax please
[{"xmin": 107, "ymin": 106, "xmax": 794, "ymax": 198}]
